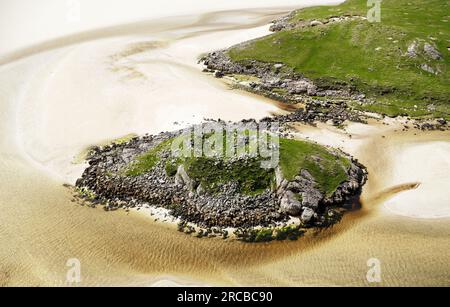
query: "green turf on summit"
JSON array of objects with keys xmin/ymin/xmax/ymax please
[{"xmin": 228, "ymin": 0, "xmax": 449, "ymax": 119}]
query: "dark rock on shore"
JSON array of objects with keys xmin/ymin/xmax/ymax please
[
  {"xmin": 201, "ymin": 50, "xmax": 448, "ymax": 131},
  {"xmin": 75, "ymin": 122, "xmax": 367, "ymax": 241},
  {"xmin": 201, "ymin": 51, "xmax": 367, "ymax": 126}
]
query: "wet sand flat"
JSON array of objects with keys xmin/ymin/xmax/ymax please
[{"xmin": 0, "ymin": 1, "xmax": 449, "ymax": 286}]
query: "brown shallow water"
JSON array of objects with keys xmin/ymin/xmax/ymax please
[
  {"xmin": 1, "ymin": 124, "xmax": 449, "ymax": 286},
  {"xmin": 0, "ymin": 5, "xmax": 449, "ymax": 286}
]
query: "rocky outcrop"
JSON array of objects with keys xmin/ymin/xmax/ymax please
[
  {"xmin": 175, "ymin": 165, "xmax": 194, "ymax": 190},
  {"xmin": 420, "ymin": 63, "xmax": 438, "ymax": 75},
  {"xmin": 407, "ymin": 41, "xmax": 419, "ymax": 58},
  {"xmin": 201, "ymin": 51, "xmax": 366, "ymax": 126},
  {"xmin": 280, "ymin": 191, "xmax": 302, "ymax": 216},
  {"xmin": 269, "ymin": 13, "xmax": 366, "ymax": 32},
  {"xmin": 423, "ymin": 43, "xmax": 442, "ymax": 60},
  {"xmin": 202, "ymin": 51, "xmax": 356, "ymax": 100},
  {"xmin": 406, "ymin": 40, "xmax": 443, "ymax": 61},
  {"xmin": 406, "ymin": 40, "xmax": 443, "ymax": 75},
  {"xmin": 275, "ymin": 163, "xmax": 366, "ymax": 226},
  {"xmin": 75, "ymin": 123, "xmax": 368, "ymax": 235}
]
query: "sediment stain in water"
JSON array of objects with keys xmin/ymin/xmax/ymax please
[{"xmin": 363, "ymin": 182, "xmax": 421, "ymax": 208}]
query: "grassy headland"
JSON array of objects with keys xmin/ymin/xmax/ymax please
[
  {"xmin": 227, "ymin": 0, "xmax": 449, "ymax": 119},
  {"xmin": 76, "ymin": 126, "xmax": 367, "ymax": 240}
]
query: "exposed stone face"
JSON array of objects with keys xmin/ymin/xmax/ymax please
[
  {"xmin": 301, "ymin": 207, "xmax": 315, "ymax": 223},
  {"xmin": 407, "ymin": 41, "xmax": 419, "ymax": 58},
  {"xmin": 289, "ymin": 80, "xmax": 312, "ymax": 94},
  {"xmin": 420, "ymin": 63, "xmax": 437, "ymax": 74},
  {"xmin": 175, "ymin": 165, "xmax": 195, "ymax": 190},
  {"xmin": 310, "ymin": 20, "xmax": 323, "ymax": 27},
  {"xmin": 201, "ymin": 51, "xmax": 365, "ymax": 126},
  {"xmin": 423, "ymin": 43, "xmax": 442, "ymax": 60},
  {"xmin": 280, "ymin": 191, "xmax": 302, "ymax": 216}
]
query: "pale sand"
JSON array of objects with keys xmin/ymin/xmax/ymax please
[
  {"xmin": 0, "ymin": 0, "xmax": 343, "ymax": 57},
  {"xmin": 293, "ymin": 120, "xmax": 450, "ymax": 219},
  {"xmin": 382, "ymin": 142, "xmax": 450, "ymax": 218},
  {"xmin": 0, "ymin": 0, "xmax": 449, "ymax": 286},
  {"xmin": 12, "ymin": 18, "xmax": 283, "ymax": 183}
]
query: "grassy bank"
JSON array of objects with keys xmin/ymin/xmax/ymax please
[{"xmin": 228, "ymin": 0, "xmax": 449, "ymax": 119}]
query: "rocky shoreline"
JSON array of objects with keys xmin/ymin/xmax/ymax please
[
  {"xmin": 75, "ymin": 121, "xmax": 368, "ymax": 242},
  {"xmin": 201, "ymin": 50, "xmax": 448, "ymax": 131},
  {"xmin": 201, "ymin": 49, "xmax": 371, "ymax": 126},
  {"xmin": 73, "ymin": 8, "xmax": 445, "ymax": 243},
  {"xmin": 199, "ymin": 12, "xmax": 449, "ymax": 131}
]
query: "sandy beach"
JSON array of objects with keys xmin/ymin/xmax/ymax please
[{"xmin": 0, "ymin": 0, "xmax": 449, "ymax": 286}]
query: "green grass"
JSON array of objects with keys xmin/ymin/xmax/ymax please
[
  {"xmin": 125, "ymin": 132, "xmax": 352, "ymax": 197},
  {"xmin": 166, "ymin": 130, "xmax": 277, "ymax": 195},
  {"xmin": 125, "ymin": 138, "xmax": 173, "ymax": 176},
  {"xmin": 231, "ymin": 74, "xmax": 261, "ymax": 83},
  {"xmin": 235, "ymin": 225, "xmax": 306, "ymax": 242},
  {"xmin": 112, "ymin": 134, "xmax": 138, "ymax": 145},
  {"xmin": 76, "ymin": 187, "xmax": 97, "ymax": 200},
  {"xmin": 228, "ymin": 0, "xmax": 450, "ymax": 119},
  {"xmin": 183, "ymin": 156, "xmax": 275, "ymax": 195},
  {"xmin": 279, "ymin": 138, "xmax": 350, "ymax": 197}
]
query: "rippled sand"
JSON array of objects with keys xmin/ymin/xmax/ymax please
[{"xmin": 0, "ymin": 2, "xmax": 449, "ymax": 286}]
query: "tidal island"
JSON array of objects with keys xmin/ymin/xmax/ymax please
[{"xmin": 75, "ymin": 121, "xmax": 367, "ymax": 242}]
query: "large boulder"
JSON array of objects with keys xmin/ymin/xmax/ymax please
[
  {"xmin": 175, "ymin": 165, "xmax": 195, "ymax": 190},
  {"xmin": 423, "ymin": 43, "xmax": 442, "ymax": 60},
  {"xmin": 420, "ymin": 63, "xmax": 437, "ymax": 74},
  {"xmin": 288, "ymin": 80, "xmax": 315, "ymax": 94},
  {"xmin": 280, "ymin": 191, "xmax": 303, "ymax": 216},
  {"xmin": 406, "ymin": 41, "xmax": 418, "ymax": 58},
  {"xmin": 310, "ymin": 20, "xmax": 323, "ymax": 27},
  {"xmin": 301, "ymin": 207, "xmax": 315, "ymax": 223},
  {"xmin": 295, "ymin": 170, "xmax": 323, "ymax": 209},
  {"xmin": 301, "ymin": 190, "xmax": 322, "ymax": 209}
]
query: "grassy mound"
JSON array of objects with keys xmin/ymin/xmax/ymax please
[
  {"xmin": 126, "ymin": 138, "xmax": 173, "ymax": 176},
  {"xmin": 228, "ymin": 0, "xmax": 449, "ymax": 119},
  {"xmin": 124, "ymin": 133, "xmax": 351, "ymax": 197},
  {"xmin": 279, "ymin": 138, "xmax": 351, "ymax": 197}
]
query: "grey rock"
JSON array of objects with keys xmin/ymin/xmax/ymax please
[
  {"xmin": 301, "ymin": 207, "xmax": 315, "ymax": 223},
  {"xmin": 301, "ymin": 190, "xmax": 321, "ymax": 209},
  {"xmin": 407, "ymin": 41, "xmax": 418, "ymax": 58},
  {"xmin": 280, "ymin": 191, "xmax": 302, "ymax": 216},
  {"xmin": 423, "ymin": 43, "xmax": 442, "ymax": 60},
  {"xmin": 197, "ymin": 183, "xmax": 206, "ymax": 195},
  {"xmin": 300, "ymin": 169, "xmax": 315, "ymax": 181},
  {"xmin": 175, "ymin": 165, "xmax": 195, "ymax": 190},
  {"xmin": 420, "ymin": 63, "xmax": 436, "ymax": 74},
  {"xmin": 287, "ymin": 181, "xmax": 301, "ymax": 192},
  {"xmin": 214, "ymin": 70, "xmax": 224, "ymax": 78},
  {"xmin": 289, "ymin": 80, "xmax": 311, "ymax": 94},
  {"xmin": 306, "ymin": 84, "xmax": 318, "ymax": 96},
  {"xmin": 310, "ymin": 20, "xmax": 323, "ymax": 27}
]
